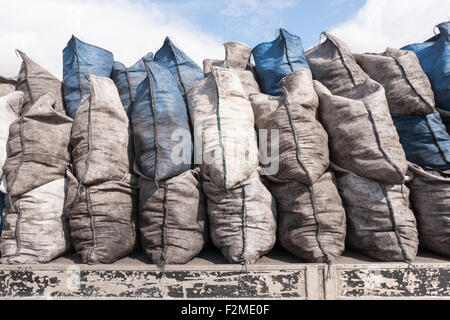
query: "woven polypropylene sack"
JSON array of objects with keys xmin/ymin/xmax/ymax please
[
  {"xmin": 252, "ymin": 29, "xmax": 309, "ymax": 96},
  {"xmin": 112, "ymin": 52, "xmax": 154, "ymax": 117},
  {"xmin": 392, "ymin": 111, "xmax": 450, "ymax": 170},
  {"xmin": 4, "ymin": 50, "xmax": 65, "ymax": 115},
  {"xmin": 65, "ymin": 170, "xmax": 138, "ymax": 264},
  {"xmin": 332, "ymin": 164, "xmax": 418, "ymax": 262},
  {"xmin": 0, "ymin": 92, "xmax": 24, "ymax": 191},
  {"xmin": 204, "ymin": 42, "xmax": 261, "ymax": 97},
  {"xmin": 187, "ymin": 67, "xmax": 259, "ymax": 191},
  {"xmin": 250, "ymin": 69, "xmax": 328, "ymax": 185},
  {"xmin": 3, "ymin": 94, "xmax": 73, "ymax": 197},
  {"xmin": 139, "ymin": 169, "xmax": 207, "ymax": 265},
  {"xmin": 402, "ymin": 22, "xmax": 450, "ymax": 112},
  {"xmin": 154, "ymin": 37, "xmax": 204, "ymax": 102},
  {"xmin": 314, "ymin": 80, "xmax": 407, "ymax": 185},
  {"xmin": 355, "ymin": 48, "xmax": 435, "ymax": 115},
  {"xmin": 306, "ymin": 32, "xmax": 369, "ymax": 97},
  {"xmin": 132, "ymin": 60, "xmax": 192, "ymax": 182},
  {"xmin": 71, "ymin": 74, "xmax": 133, "ymax": 187},
  {"xmin": 203, "ymin": 169, "xmax": 277, "ymax": 264},
  {"xmin": 0, "ymin": 179, "xmax": 71, "ymax": 264},
  {"xmin": 270, "ymin": 172, "xmax": 346, "ymax": 263},
  {"xmin": 407, "ymin": 164, "xmax": 450, "ymax": 257},
  {"xmin": 63, "ymin": 36, "xmax": 114, "ymax": 118}
]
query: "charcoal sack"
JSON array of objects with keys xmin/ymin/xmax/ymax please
[
  {"xmin": 270, "ymin": 172, "xmax": 346, "ymax": 263},
  {"xmin": 408, "ymin": 164, "xmax": 450, "ymax": 258},
  {"xmin": 314, "ymin": 80, "xmax": 407, "ymax": 185},
  {"xmin": 63, "ymin": 36, "xmax": 114, "ymax": 118},
  {"xmin": 250, "ymin": 69, "xmax": 329, "ymax": 185},
  {"xmin": 139, "ymin": 169, "xmax": 207, "ymax": 265},
  {"xmin": 203, "ymin": 169, "xmax": 277, "ymax": 264},
  {"xmin": 132, "ymin": 60, "xmax": 192, "ymax": 182},
  {"xmin": 332, "ymin": 164, "xmax": 418, "ymax": 262},
  {"xmin": 252, "ymin": 28, "xmax": 309, "ymax": 96}
]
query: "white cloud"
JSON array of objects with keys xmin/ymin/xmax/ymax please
[
  {"xmin": 330, "ymin": 0, "xmax": 450, "ymax": 53},
  {"xmin": 0, "ymin": 0, "xmax": 224, "ymax": 79}
]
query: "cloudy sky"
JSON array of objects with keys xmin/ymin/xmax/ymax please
[{"xmin": 0, "ymin": 0, "xmax": 449, "ymax": 79}]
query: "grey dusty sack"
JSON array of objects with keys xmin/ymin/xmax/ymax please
[
  {"xmin": 1, "ymin": 178, "xmax": 71, "ymax": 264},
  {"xmin": 270, "ymin": 172, "xmax": 346, "ymax": 263},
  {"xmin": 407, "ymin": 163, "xmax": 450, "ymax": 258},
  {"xmin": 305, "ymin": 32, "xmax": 369, "ymax": 97},
  {"xmin": 10, "ymin": 50, "xmax": 65, "ymax": 114},
  {"xmin": 250, "ymin": 69, "xmax": 329, "ymax": 185},
  {"xmin": 3, "ymin": 93, "xmax": 73, "ymax": 197},
  {"xmin": 71, "ymin": 74, "xmax": 134, "ymax": 187},
  {"xmin": 139, "ymin": 168, "xmax": 207, "ymax": 265},
  {"xmin": 0, "ymin": 91, "xmax": 24, "ymax": 192},
  {"xmin": 203, "ymin": 169, "xmax": 277, "ymax": 264},
  {"xmin": 188, "ymin": 67, "xmax": 259, "ymax": 191},
  {"xmin": 314, "ymin": 80, "xmax": 407, "ymax": 185},
  {"xmin": 65, "ymin": 170, "xmax": 138, "ymax": 264},
  {"xmin": 354, "ymin": 48, "xmax": 435, "ymax": 115},
  {"xmin": 332, "ymin": 164, "xmax": 418, "ymax": 262},
  {"xmin": 203, "ymin": 42, "xmax": 261, "ymax": 97}
]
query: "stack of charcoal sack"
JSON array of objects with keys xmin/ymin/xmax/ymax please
[
  {"xmin": 188, "ymin": 41, "xmax": 277, "ymax": 265},
  {"xmin": 129, "ymin": 38, "xmax": 207, "ymax": 266},
  {"xmin": 0, "ymin": 51, "xmax": 72, "ymax": 263},
  {"xmin": 306, "ymin": 32, "xmax": 419, "ymax": 263},
  {"xmin": 355, "ymin": 46, "xmax": 450, "ymax": 258},
  {"xmin": 62, "ymin": 36, "xmax": 138, "ymax": 264},
  {"xmin": 249, "ymin": 29, "xmax": 347, "ymax": 264}
]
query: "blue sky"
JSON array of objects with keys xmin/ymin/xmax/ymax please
[
  {"xmin": 148, "ymin": 0, "xmax": 366, "ymax": 50},
  {"xmin": 0, "ymin": 0, "xmax": 448, "ymax": 78}
]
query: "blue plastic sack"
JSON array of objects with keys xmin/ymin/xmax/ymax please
[
  {"xmin": 0, "ymin": 192, "xmax": 4, "ymax": 237},
  {"xmin": 112, "ymin": 52, "xmax": 154, "ymax": 117},
  {"xmin": 392, "ymin": 111, "xmax": 450, "ymax": 170},
  {"xmin": 154, "ymin": 37, "xmax": 204, "ymax": 101},
  {"xmin": 402, "ymin": 22, "xmax": 450, "ymax": 112},
  {"xmin": 63, "ymin": 36, "xmax": 114, "ymax": 118},
  {"xmin": 132, "ymin": 60, "xmax": 192, "ymax": 182},
  {"xmin": 252, "ymin": 28, "xmax": 309, "ymax": 96}
]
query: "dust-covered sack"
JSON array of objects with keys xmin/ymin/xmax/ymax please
[
  {"xmin": 251, "ymin": 69, "xmax": 329, "ymax": 185},
  {"xmin": 154, "ymin": 37, "xmax": 204, "ymax": 104},
  {"xmin": 0, "ymin": 179, "xmax": 71, "ymax": 264},
  {"xmin": 112, "ymin": 52, "xmax": 154, "ymax": 117},
  {"xmin": 252, "ymin": 28, "xmax": 309, "ymax": 96},
  {"xmin": 132, "ymin": 60, "xmax": 192, "ymax": 182},
  {"xmin": 63, "ymin": 36, "xmax": 114, "ymax": 118},
  {"xmin": 392, "ymin": 111, "xmax": 450, "ymax": 171},
  {"xmin": 188, "ymin": 67, "xmax": 259, "ymax": 190},
  {"xmin": 139, "ymin": 169, "xmax": 207, "ymax": 265},
  {"xmin": 203, "ymin": 169, "xmax": 277, "ymax": 264},
  {"xmin": 1, "ymin": 50, "xmax": 65, "ymax": 115},
  {"xmin": 0, "ymin": 91, "xmax": 24, "ymax": 191},
  {"xmin": 71, "ymin": 74, "xmax": 133, "ymax": 187},
  {"xmin": 204, "ymin": 42, "xmax": 261, "ymax": 97},
  {"xmin": 408, "ymin": 164, "xmax": 450, "ymax": 257},
  {"xmin": 314, "ymin": 80, "xmax": 407, "ymax": 185},
  {"xmin": 65, "ymin": 170, "xmax": 138, "ymax": 264},
  {"xmin": 270, "ymin": 172, "xmax": 346, "ymax": 263},
  {"xmin": 332, "ymin": 164, "xmax": 418, "ymax": 262},
  {"xmin": 402, "ymin": 22, "xmax": 450, "ymax": 112},
  {"xmin": 3, "ymin": 94, "xmax": 73, "ymax": 197},
  {"xmin": 355, "ymin": 48, "xmax": 435, "ymax": 115},
  {"xmin": 306, "ymin": 32, "xmax": 369, "ymax": 97}
]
